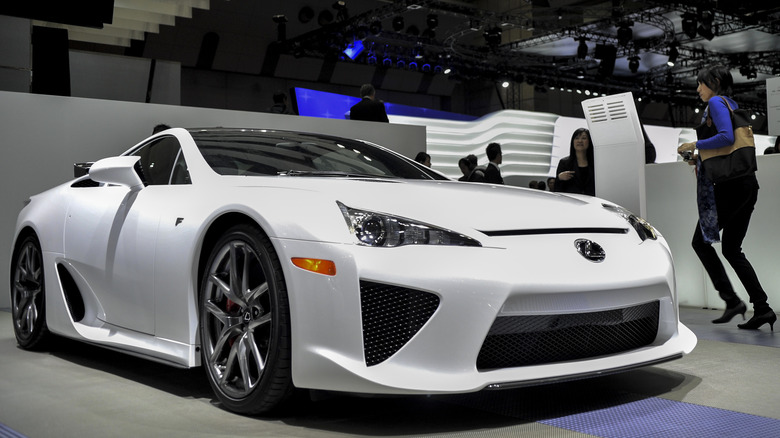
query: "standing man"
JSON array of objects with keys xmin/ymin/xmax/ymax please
[
  {"xmin": 349, "ymin": 84, "xmax": 389, "ymax": 122},
  {"xmin": 483, "ymin": 142, "xmax": 504, "ymax": 184}
]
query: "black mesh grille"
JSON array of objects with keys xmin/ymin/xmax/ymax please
[
  {"xmin": 477, "ymin": 301, "xmax": 660, "ymax": 370},
  {"xmin": 361, "ymin": 281, "xmax": 440, "ymax": 366}
]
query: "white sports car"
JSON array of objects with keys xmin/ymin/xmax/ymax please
[{"xmin": 10, "ymin": 127, "xmax": 696, "ymax": 414}]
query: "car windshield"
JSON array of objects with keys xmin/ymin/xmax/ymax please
[{"xmin": 189, "ymin": 129, "xmax": 446, "ymax": 180}]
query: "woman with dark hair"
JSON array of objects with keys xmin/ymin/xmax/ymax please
[
  {"xmin": 677, "ymin": 64, "xmax": 775, "ymax": 330},
  {"xmin": 415, "ymin": 152, "xmax": 431, "ymax": 167},
  {"xmin": 554, "ymin": 128, "xmax": 595, "ymax": 195}
]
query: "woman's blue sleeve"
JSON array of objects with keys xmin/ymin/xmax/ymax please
[{"xmin": 697, "ymin": 96, "xmax": 735, "ymax": 150}]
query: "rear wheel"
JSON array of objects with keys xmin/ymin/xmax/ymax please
[
  {"xmin": 199, "ymin": 224, "xmax": 295, "ymax": 415},
  {"xmin": 11, "ymin": 233, "xmax": 50, "ymax": 350}
]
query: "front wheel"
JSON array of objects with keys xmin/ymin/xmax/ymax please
[
  {"xmin": 199, "ymin": 224, "xmax": 295, "ymax": 415},
  {"xmin": 11, "ymin": 233, "xmax": 50, "ymax": 350}
]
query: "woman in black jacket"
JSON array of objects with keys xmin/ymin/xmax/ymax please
[{"xmin": 554, "ymin": 128, "xmax": 595, "ymax": 196}]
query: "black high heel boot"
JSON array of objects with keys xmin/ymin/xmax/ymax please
[
  {"xmin": 737, "ymin": 310, "xmax": 777, "ymax": 331},
  {"xmin": 712, "ymin": 301, "xmax": 747, "ymax": 324}
]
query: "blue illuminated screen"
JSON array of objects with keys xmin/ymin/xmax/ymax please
[{"xmin": 292, "ymin": 87, "xmax": 476, "ymax": 121}]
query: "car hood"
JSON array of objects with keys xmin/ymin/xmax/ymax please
[{"xmin": 228, "ymin": 176, "xmax": 629, "ymax": 234}]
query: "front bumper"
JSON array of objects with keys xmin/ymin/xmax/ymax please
[{"xmin": 275, "ymin": 232, "xmax": 697, "ymax": 394}]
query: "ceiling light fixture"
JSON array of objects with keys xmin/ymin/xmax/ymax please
[
  {"xmin": 681, "ymin": 12, "xmax": 697, "ymax": 39},
  {"xmin": 392, "ymin": 16, "xmax": 404, "ymax": 32},
  {"xmin": 333, "ymin": 1, "xmax": 348, "ymax": 22},
  {"xmin": 272, "ymin": 15, "xmax": 288, "ymax": 42}
]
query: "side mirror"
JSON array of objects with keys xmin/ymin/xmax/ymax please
[
  {"xmin": 73, "ymin": 162, "xmax": 93, "ymax": 178},
  {"xmin": 89, "ymin": 156, "xmax": 144, "ymax": 191}
]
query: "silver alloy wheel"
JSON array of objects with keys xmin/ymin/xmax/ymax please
[
  {"xmin": 202, "ymin": 239, "xmax": 272, "ymax": 400},
  {"xmin": 11, "ymin": 235, "xmax": 49, "ymax": 348}
]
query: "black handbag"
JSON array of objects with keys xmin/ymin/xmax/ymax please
[{"xmin": 696, "ymin": 98, "xmax": 757, "ymax": 183}]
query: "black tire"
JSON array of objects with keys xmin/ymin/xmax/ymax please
[
  {"xmin": 11, "ymin": 233, "xmax": 50, "ymax": 350},
  {"xmin": 199, "ymin": 224, "xmax": 295, "ymax": 415}
]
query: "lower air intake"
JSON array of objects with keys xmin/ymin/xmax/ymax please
[
  {"xmin": 477, "ymin": 301, "xmax": 660, "ymax": 370},
  {"xmin": 360, "ymin": 281, "xmax": 440, "ymax": 366}
]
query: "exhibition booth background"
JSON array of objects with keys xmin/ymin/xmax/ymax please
[{"xmin": 1, "ymin": 90, "xmax": 779, "ymax": 314}]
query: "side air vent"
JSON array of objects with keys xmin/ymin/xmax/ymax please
[
  {"xmin": 477, "ymin": 301, "xmax": 659, "ymax": 370},
  {"xmin": 360, "ymin": 281, "xmax": 440, "ymax": 366},
  {"xmin": 57, "ymin": 264, "xmax": 86, "ymax": 322}
]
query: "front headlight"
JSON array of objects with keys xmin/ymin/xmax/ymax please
[
  {"xmin": 338, "ymin": 202, "xmax": 481, "ymax": 247},
  {"xmin": 602, "ymin": 203, "xmax": 657, "ymax": 241}
]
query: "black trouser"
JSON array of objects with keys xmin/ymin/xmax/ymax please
[{"xmin": 691, "ymin": 175, "xmax": 770, "ymax": 312}]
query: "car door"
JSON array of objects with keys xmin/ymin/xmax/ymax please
[{"xmin": 63, "ymin": 135, "xmax": 190, "ymax": 335}]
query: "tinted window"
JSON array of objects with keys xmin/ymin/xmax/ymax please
[
  {"xmin": 190, "ymin": 129, "xmax": 446, "ymax": 180},
  {"xmin": 130, "ymin": 136, "xmax": 189, "ymax": 185}
]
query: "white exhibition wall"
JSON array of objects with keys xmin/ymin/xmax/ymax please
[
  {"xmin": 0, "ymin": 91, "xmax": 425, "ymax": 309},
  {"xmin": 1, "ymin": 90, "xmax": 778, "ymax": 314}
]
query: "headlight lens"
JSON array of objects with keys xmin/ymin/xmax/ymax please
[
  {"xmin": 602, "ymin": 203, "xmax": 657, "ymax": 241},
  {"xmin": 338, "ymin": 202, "xmax": 481, "ymax": 247}
]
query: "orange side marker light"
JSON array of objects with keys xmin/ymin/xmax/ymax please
[{"xmin": 291, "ymin": 258, "xmax": 337, "ymax": 276}]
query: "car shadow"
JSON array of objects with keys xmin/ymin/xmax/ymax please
[{"xmin": 42, "ymin": 334, "xmax": 699, "ymax": 436}]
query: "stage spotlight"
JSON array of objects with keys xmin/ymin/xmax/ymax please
[
  {"xmin": 501, "ymin": 80, "xmax": 510, "ymax": 88},
  {"xmin": 667, "ymin": 43, "xmax": 678, "ymax": 67},
  {"xmin": 426, "ymin": 14, "xmax": 438, "ymax": 30},
  {"xmin": 443, "ymin": 67, "xmax": 451, "ymax": 74},
  {"xmin": 483, "ymin": 27, "xmax": 502, "ymax": 48},
  {"xmin": 318, "ymin": 10, "xmax": 334, "ymax": 27},
  {"xmin": 369, "ymin": 20, "xmax": 382, "ymax": 35},
  {"xmin": 577, "ymin": 37, "xmax": 588, "ymax": 59},
  {"xmin": 576, "ymin": 68, "xmax": 585, "ymax": 79},
  {"xmin": 272, "ymin": 15, "xmax": 288, "ymax": 42},
  {"xmin": 392, "ymin": 16, "xmax": 404, "ymax": 31},
  {"xmin": 333, "ymin": 1, "xmax": 348, "ymax": 22},
  {"xmin": 413, "ymin": 44, "xmax": 424, "ymax": 59},
  {"xmin": 628, "ymin": 55, "xmax": 640, "ymax": 73},
  {"xmin": 682, "ymin": 12, "xmax": 697, "ymax": 39},
  {"xmin": 356, "ymin": 25, "xmax": 369, "ymax": 41},
  {"xmin": 298, "ymin": 6, "xmax": 314, "ymax": 24}
]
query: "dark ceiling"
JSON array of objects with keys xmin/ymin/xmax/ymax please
[
  {"xmin": 268, "ymin": 0, "xmax": 779, "ymax": 113},
  {"xmin": 9, "ymin": 0, "xmax": 779, "ymax": 115}
]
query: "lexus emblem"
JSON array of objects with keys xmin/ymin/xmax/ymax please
[{"xmin": 574, "ymin": 239, "xmax": 606, "ymax": 263}]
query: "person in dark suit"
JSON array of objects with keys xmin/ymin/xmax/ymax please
[
  {"xmin": 483, "ymin": 142, "xmax": 503, "ymax": 184},
  {"xmin": 349, "ymin": 84, "xmax": 389, "ymax": 122}
]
